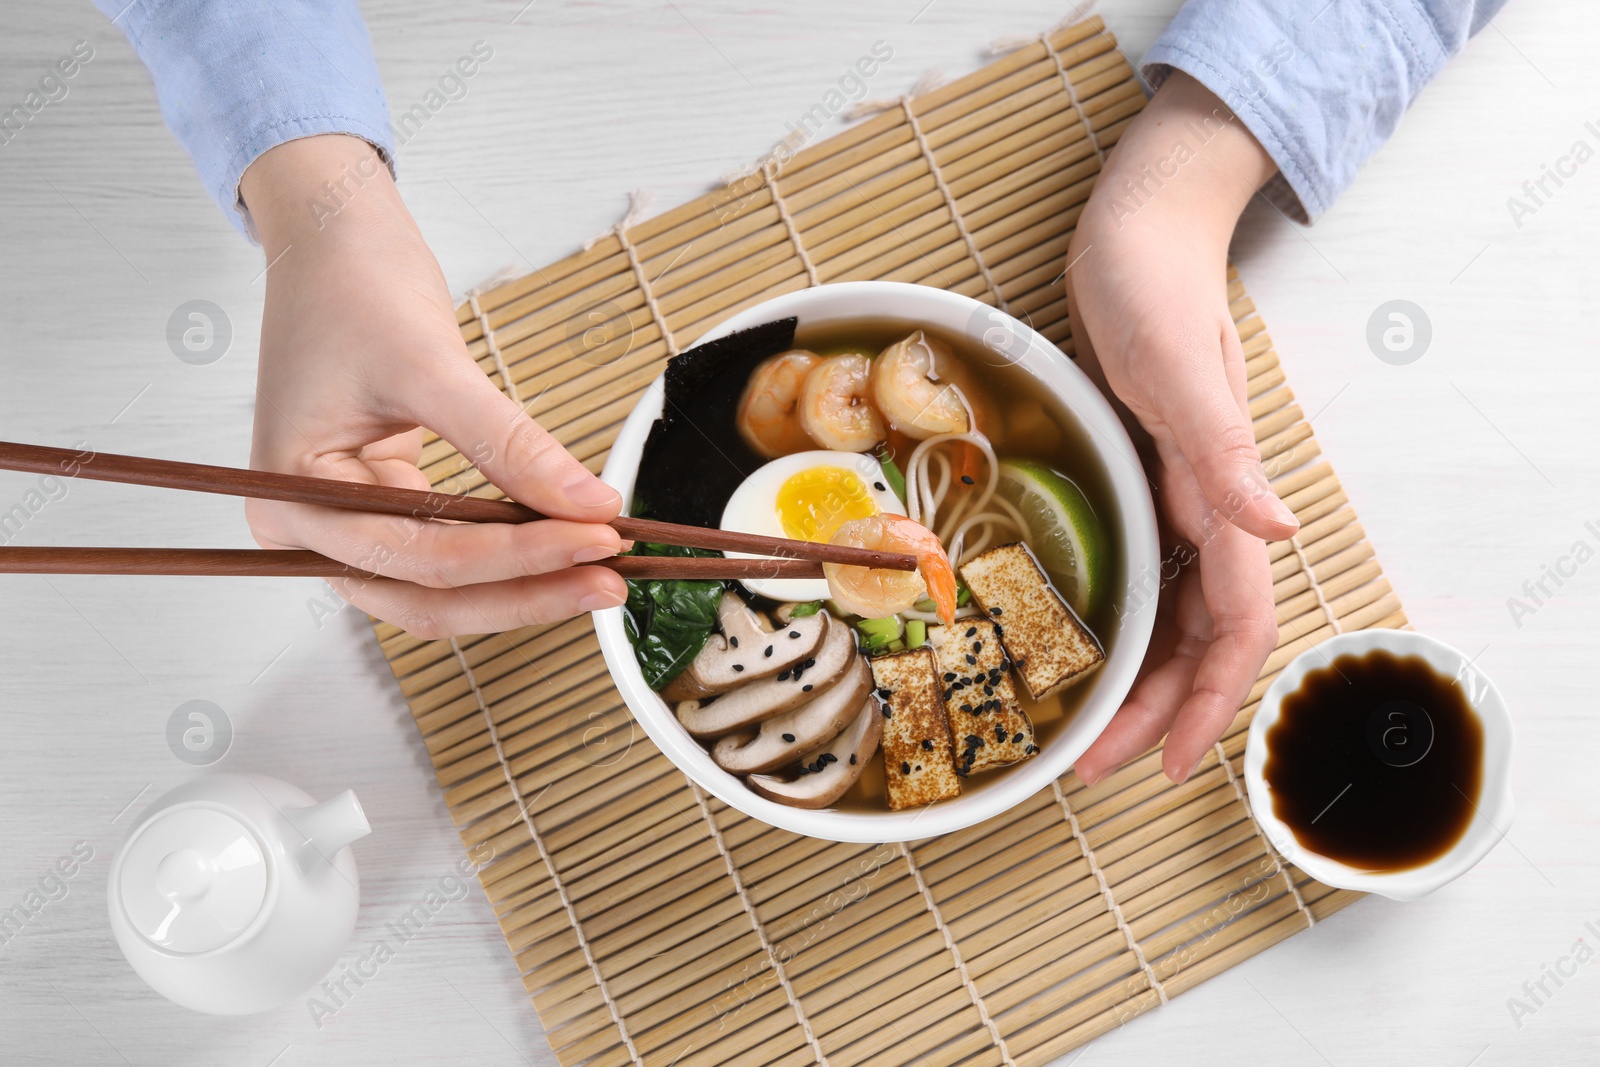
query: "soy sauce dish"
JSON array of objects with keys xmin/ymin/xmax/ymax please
[
  {"xmin": 1244, "ymin": 630, "xmax": 1515, "ymax": 901},
  {"xmin": 594, "ymin": 282, "xmax": 1160, "ymax": 843}
]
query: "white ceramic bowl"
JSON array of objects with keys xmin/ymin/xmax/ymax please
[
  {"xmin": 595, "ymin": 281, "xmax": 1159, "ymax": 842},
  {"xmin": 1244, "ymin": 630, "xmax": 1515, "ymax": 901}
]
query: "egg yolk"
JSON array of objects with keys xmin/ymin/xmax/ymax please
[{"xmin": 775, "ymin": 467, "xmax": 880, "ymax": 542}]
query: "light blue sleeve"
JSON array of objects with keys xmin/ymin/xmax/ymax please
[
  {"xmin": 1142, "ymin": 0, "xmax": 1510, "ymax": 221},
  {"xmin": 94, "ymin": 0, "xmax": 394, "ymax": 239}
]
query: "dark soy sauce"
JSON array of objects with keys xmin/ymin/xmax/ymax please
[{"xmin": 1263, "ymin": 650, "xmax": 1483, "ymax": 872}]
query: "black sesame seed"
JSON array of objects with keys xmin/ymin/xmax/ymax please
[
  {"xmin": 764, "ymin": 645, "xmax": 774, "ymax": 657},
  {"xmin": 874, "ymin": 480, "xmax": 886, "ymax": 491},
  {"xmin": 959, "ymin": 703, "xmax": 972, "ymax": 714},
  {"xmin": 804, "ymin": 658, "xmax": 816, "ymax": 669},
  {"xmin": 914, "ymin": 763, "xmax": 923, "ymax": 772},
  {"xmin": 943, "ymin": 672, "xmax": 956, "ymax": 682},
  {"xmin": 877, "ymin": 687, "xmax": 892, "ymax": 699},
  {"xmin": 802, "ymin": 683, "xmax": 814, "ymax": 692},
  {"xmin": 972, "ymin": 641, "xmax": 982, "ymax": 653},
  {"xmin": 882, "ymin": 706, "xmax": 892, "ymax": 718},
  {"xmin": 990, "ymin": 606, "xmax": 1002, "ymax": 616},
  {"xmin": 729, "ymin": 635, "xmax": 739, "ymax": 648},
  {"xmin": 961, "ymin": 475, "xmax": 975, "ymax": 485},
  {"xmin": 782, "ymin": 732, "xmax": 796, "ymax": 743},
  {"xmin": 778, "ymin": 670, "xmax": 790, "ymax": 681},
  {"xmin": 966, "ymin": 734, "xmax": 982, "ymax": 745},
  {"xmin": 901, "ymin": 761, "xmax": 911, "ymax": 775},
  {"xmin": 995, "ymin": 724, "xmax": 1007, "ymax": 741},
  {"xmin": 731, "ymin": 664, "xmax": 745, "ymax": 673},
  {"xmin": 965, "ymin": 626, "xmax": 976, "ymax": 638},
  {"xmin": 1025, "ymin": 744, "xmax": 1039, "ymax": 755},
  {"xmin": 921, "ymin": 739, "xmax": 933, "ymax": 751},
  {"xmin": 966, "ymin": 654, "xmax": 977, "ymax": 665},
  {"xmin": 849, "ymin": 753, "xmax": 857, "ymax": 765},
  {"xmin": 789, "ymin": 630, "xmax": 801, "ymax": 638},
  {"xmin": 1013, "ymin": 732, "xmax": 1025, "ymax": 743},
  {"xmin": 823, "ymin": 753, "xmax": 837, "ymax": 764}
]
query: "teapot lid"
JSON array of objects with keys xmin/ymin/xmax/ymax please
[{"xmin": 116, "ymin": 805, "xmax": 269, "ymax": 954}]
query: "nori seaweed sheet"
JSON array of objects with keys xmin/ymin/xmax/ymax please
[{"xmin": 633, "ymin": 317, "xmax": 798, "ymax": 526}]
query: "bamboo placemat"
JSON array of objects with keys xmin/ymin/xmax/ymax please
[{"xmin": 373, "ymin": 17, "xmax": 1402, "ymax": 1065}]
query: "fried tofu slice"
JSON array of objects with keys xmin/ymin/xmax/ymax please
[
  {"xmin": 928, "ymin": 620, "xmax": 1037, "ymax": 775},
  {"xmin": 869, "ymin": 647, "xmax": 960, "ymax": 810},
  {"xmin": 959, "ymin": 543, "xmax": 1105, "ymax": 700}
]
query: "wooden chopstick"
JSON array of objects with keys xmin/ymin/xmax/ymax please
[
  {"xmin": 0, "ymin": 441, "xmax": 916, "ymax": 572},
  {"xmin": 0, "ymin": 547, "xmax": 826, "ymax": 581}
]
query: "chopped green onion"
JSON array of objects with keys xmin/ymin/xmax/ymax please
[
  {"xmin": 788, "ymin": 600, "xmax": 823, "ymax": 618},
  {"xmin": 875, "ymin": 447, "xmax": 907, "ymax": 506},
  {"xmin": 856, "ymin": 616, "xmax": 902, "ymax": 639},
  {"xmin": 955, "ymin": 580, "xmax": 972, "ymax": 608},
  {"xmin": 912, "ymin": 598, "xmax": 936, "ymax": 613},
  {"xmin": 886, "ymin": 639, "xmax": 906, "ymax": 653},
  {"xmin": 905, "ymin": 620, "xmax": 927, "ymax": 648},
  {"xmin": 860, "ymin": 631, "xmax": 892, "ymax": 653}
]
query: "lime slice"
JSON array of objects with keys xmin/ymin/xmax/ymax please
[{"xmin": 994, "ymin": 459, "xmax": 1109, "ymax": 617}]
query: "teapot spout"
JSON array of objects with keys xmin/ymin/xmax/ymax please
[{"xmin": 285, "ymin": 790, "xmax": 371, "ymax": 872}]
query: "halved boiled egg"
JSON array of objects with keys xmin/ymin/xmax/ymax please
[{"xmin": 721, "ymin": 450, "xmax": 906, "ymax": 602}]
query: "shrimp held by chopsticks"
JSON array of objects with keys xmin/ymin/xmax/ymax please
[{"xmin": 823, "ymin": 514, "xmax": 957, "ymax": 626}]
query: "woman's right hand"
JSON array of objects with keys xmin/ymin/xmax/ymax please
[
  {"xmin": 240, "ymin": 134, "xmax": 628, "ymax": 639},
  {"xmin": 1064, "ymin": 72, "xmax": 1302, "ymax": 784}
]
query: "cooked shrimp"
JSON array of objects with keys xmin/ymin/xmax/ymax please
[
  {"xmin": 799, "ymin": 353, "xmax": 886, "ymax": 452},
  {"xmin": 737, "ymin": 350, "xmax": 822, "ymax": 458},
  {"xmin": 871, "ymin": 330, "xmax": 975, "ymax": 440},
  {"xmin": 824, "ymin": 514, "xmax": 958, "ymax": 626}
]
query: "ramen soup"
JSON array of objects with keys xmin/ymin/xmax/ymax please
[{"xmin": 624, "ymin": 316, "xmax": 1126, "ymax": 813}]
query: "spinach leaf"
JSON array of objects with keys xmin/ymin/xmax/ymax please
[{"xmin": 622, "ymin": 542, "xmax": 727, "ymax": 690}]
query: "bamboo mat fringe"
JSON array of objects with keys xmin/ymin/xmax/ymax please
[
  {"xmin": 372, "ymin": 19, "xmax": 1389, "ymax": 1066},
  {"xmin": 466, "ymin": 290, "xmax": 522, "ymax": 405}
]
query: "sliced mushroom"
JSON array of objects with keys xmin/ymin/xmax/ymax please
[
  {"xmin": 749, "ymin": 697, "xmax": 883, "ymax": 809},
  {"xmin": 675, "ymin": 616, "xmax": 855, "ymax": 738},
  {"xmin": 711, "ymin": 654, "xmax": 872, "ymax": 774},
  {"xmin": 662, "ymin": 592, "xmax": 827, "ymax": 702}
]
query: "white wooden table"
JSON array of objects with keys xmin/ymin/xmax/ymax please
[{"xmin": 2, "ymin": 1, "xmax": 1596, "ymax": 1064}]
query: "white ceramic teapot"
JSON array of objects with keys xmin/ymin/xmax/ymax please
[{"xmin": 108, "ymin": 772, "xmax": 371, "ymax": 1014}]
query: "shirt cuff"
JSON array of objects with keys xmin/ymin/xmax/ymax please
[
  {"xmin": 98, "ymin": 0, "xmax": 394, "ymax": 239},
  {"xmin": 1141, "ymin": 0, "xmax": 1500, "ymax": 222}
]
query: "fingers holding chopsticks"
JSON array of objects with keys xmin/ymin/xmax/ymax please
[
  {"xmin": 327, "ymin": 567, "xmax": 631, "ymax": 639},
  {"xmin": 248, "ymin": 497, "xmax": 627, "ymax": 589},
  {"xmin": 246, "ymin": 421, "xmax": 628, "ymax": 628}
]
